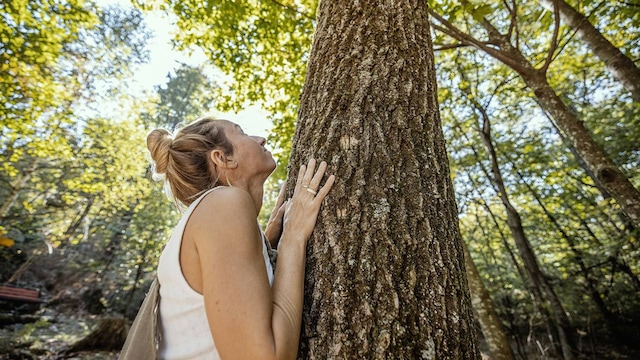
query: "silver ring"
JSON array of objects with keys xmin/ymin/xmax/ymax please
[
  {"xmin": 302, "ymin": 184, "xmax": 309, "ymax": 188},
  {"xmin": 306, "ymin": 188, "xmax": 317, "ymax": 195}
]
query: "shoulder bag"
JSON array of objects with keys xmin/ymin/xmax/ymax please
[{"xmin": 119, "ymin": 277, "xmax": 161, "ymax": 360}]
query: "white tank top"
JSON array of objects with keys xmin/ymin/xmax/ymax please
[{"xmin": 157, "ymin": 187, "xmax": 275, "ymax": 359}]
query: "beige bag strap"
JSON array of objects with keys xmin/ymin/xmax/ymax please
[{"xmin": 119, "ymin": 277, "xmax": 161, "ymax": 360}]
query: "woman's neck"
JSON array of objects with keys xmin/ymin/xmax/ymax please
[
  {"xmin": 248, "ymin": 186, "xmax": 264, "ymax": 216},
  {"xmin": 230, "ymin": 179, "xmax": 264, "ymax": 216}
]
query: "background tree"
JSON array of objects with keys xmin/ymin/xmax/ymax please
[
  {"xmin": 536, "ymin": 0, "xmax": 640, "ymax": 102},
  {"xmin": 427, "ymin": 1, "xmax": 640, "ymax": 231},
  {"xmin": 1, "ymin": 3, "xmax": 150, "ymax": 233},
  {"xmin": 141, "ymin": 63, "xmax": 218, "ymax": 131},
  {"xmin": 463, "ymin": 240, "xmax": 514, "ymax": 360},
  {"xmin": 0, "ymin": 3, "xmax": 153, "ymax": 305},
  {"xmin": 437, "ymin": 28, "xmax": 639, "ymax": 356}
]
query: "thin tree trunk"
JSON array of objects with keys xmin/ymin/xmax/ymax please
[
  {"xmin": 537, "ymin": 0, "xmax": 640, "ymax": 102},
  {"xmin": 287, "ymin": 1, "xmax": 479, "ymax": 358},
  {"xmin": 614, "ymin": 259, "xmax": 640, "ymax": 292},
  {"xmin": 463, "ymin": 241, "xmax": 515, "ymax": 360},
  {"xmin": 476, "ymin": 108, "xmax": 575, "ymax": 360},
  {"xmin": 458, "ymin": 131, "xmax": 561, "ymax": 357},
  {"xmin": 460, "ymin": 165, "xmax": 529, "ymax": 303},
  {"xmin": 58, "ymin": 197, "xmax": 95, "ymax": 249},
  {"xmin": 546, "ymin": 118, "xmax": 610, "ymax": 199},
  {"xmin": 565, "ymin": 173, "xmax": 627, "ymax": 237},
  {"xmin": 452, "ymin": 85, "xmax": 573, "ymax": 357},
  {"xmin": 516, "ymin": 170, "xmax": 617, "ymax": 326},
  {"xmin": 124, "ymin": 248, "xmax": 146, "ymax": 316},
  {"xmin": 7, "ymin": 248, "xmax": 43, "ymax": 284},
  {"xmin": 0, "ymin": 159, "xmax": 38, "ymax": 220},
  {"xmin": 102, "ymin": 208, "xmax": 135, "ymax": 273},
  {"xmin": 561, "ymin": 177, "xmax": 640, "ymax": 292}
]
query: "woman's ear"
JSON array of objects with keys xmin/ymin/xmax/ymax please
[{"xmin": 210, "ymin": 149, "xmax": 238, "ymax": 169}]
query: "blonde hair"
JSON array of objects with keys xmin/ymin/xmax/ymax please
[{"xmin": 147, "ymin": 117, "xmax": 233, "ymax": 208}]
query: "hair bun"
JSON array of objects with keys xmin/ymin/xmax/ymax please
[{"xmin": 147, "ymin": 128, "xmax": 173, "ymax": 174}]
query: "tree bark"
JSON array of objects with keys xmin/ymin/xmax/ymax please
[
  {"xmin": 287, "ymin": 1, "xmax": 479, "ymax": 358},
  {"xmin": 463, "ymin": 241, "xmax": 515, "ymax": 360},
  {"xmin": 537, "ymin": 0, "xmax": 640, "ymax": 102}
]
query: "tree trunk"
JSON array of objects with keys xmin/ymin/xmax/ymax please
[
  {"xmin": 547, "ymin": 119, "xmax": 611, "ymax": 199},
  {"xmin": 63, "ymin": 317, "xmax": 128, "ymax": 355},
  {"xmin": 0, "ymin": 159, "xmax": 38, "ymax": 220},
  {"xmin": 463, "ymin": 241, "xmax": 515, "ymax": 360},
  {"xmin": 522, "ymin": 70, "xmax": 640, "ymax": 232},
  {"xmin": 58, "ymin": 197, "xmax": 95, "ymax": 249},
  {"xmin": 101, "ymin": 207, "xmax": 135, "ymax": 272},
  {"xmin": 124, "ymin": 246, "xmax": 148, "ymax": 317},
  {"xmin": 472, "ymin": 105, "xmax": 576, "ymax": 360},
  {"xmin": 537, "ymin": 0, "xmax": 640, "ymax": 102},
  {"xmin": 287, "ymin": 1, "xmax": 479, "ymax": 358},
  {"xmin": 481, "ymin": 15, "xmax": 640, "ymax": 236}
]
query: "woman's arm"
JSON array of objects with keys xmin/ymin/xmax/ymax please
[{"xmin": 188, "ymin": 159, "xmax": 334, "ymax": 359}]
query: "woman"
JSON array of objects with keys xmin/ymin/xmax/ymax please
[{"xmin": 145, "ymin": 117, "xmax": 335, "ymax": 359}]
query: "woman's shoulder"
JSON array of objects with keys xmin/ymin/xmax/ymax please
[
  {"xmin": 191, "ymin": 186, "xmax": 255, "ymax": 223},
  {"xmin": 203, "ymin": 186, "xmax": 253, "ymax": 205},
  {"xmin": 188, "ymin": 187, "xmax": 259, "ymax": 249}
]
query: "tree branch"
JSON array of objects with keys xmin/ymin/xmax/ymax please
[
  {"xmin": 502, "ymin": 0, "xmax": 516, "ymax": 40},
  {"xmin": 541, "ymin": 0, "xmax": 561, "ymax": 74},
  {"xmin": 512, "ymin": 0, "xmax": 521, "ymax": 50},
  {"xmin": 433, "ymin": 43, "xmax": 473, "ymax": 52},
  {"xmin": 620, "ymin": 1, "xmax": 640, "ymax": 7},
  {"xmin": 428, "ymin": 8, "xmax": 528, "ymax": 73},
  {"xmin": 267, "ymin": 0, "xmax": 315, "ymax": 20}
]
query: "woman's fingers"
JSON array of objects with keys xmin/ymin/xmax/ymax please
[
  {"xmin": 274, "ymin": 182, "xmax": 286, "ymax": 208},
  {"xmin": 295, "ymin": 164, "xmax": 306, "ymax": 191},
  {"xmin": 282, "ymin": 159, "xmax": 335, "ymax": 241},
  {"xmin": 267, "ymin": 183, "xmax": 287, "ymax": 223},
  {"xmin": 301, "ymin": 158, "xmax": 316, "ymax": 187},
  {"xmin": 294, "ymin": 158, "xmax": 333, "ymax": 200},
  {"xmin": 315, "ymin": 174, "xmax": 335, "ymax": 201},
  {"xmin": 308, "ymin": 161, "xmax": 327, "ymax": 191}
]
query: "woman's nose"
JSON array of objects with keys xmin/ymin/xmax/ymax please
[{"xmin": 252, "ymin": 136, "xmax": 266, "ymax": 146}]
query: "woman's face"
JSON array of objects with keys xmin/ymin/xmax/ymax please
[{"xmin": 219, "ymin": 120, "xmax": 276, "ymax": 182}]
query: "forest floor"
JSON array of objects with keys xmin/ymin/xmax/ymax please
[
  {"xmin": 2, "ymin": 306, "xmax": 640, "ymax": 359},
  {"xmin": 0, "ymin": 309, "xmax": 117, "ymax": 360}
]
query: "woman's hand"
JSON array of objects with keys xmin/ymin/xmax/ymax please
[
  {"xmin": 282, "ymin": 158, "xmax": 335, "ymax": 244},
  {"xmin": 264, "ymin": 183, "xmax": 287, "ymax": 248}
]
